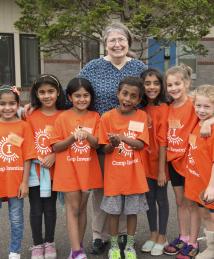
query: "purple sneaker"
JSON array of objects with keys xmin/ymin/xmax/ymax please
[
  {"xmin": 44, "ymin": 242, "xmax": 57, "ymax": 259},
  {"xmin": 72, "ymin": 251, "xmax": 87, "ymax": 259},
  {"xmin": 31, "ymin": 244, "xmax": 44, "ymax": 259}
]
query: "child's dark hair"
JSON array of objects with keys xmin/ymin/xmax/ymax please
[
  {"xmin": 118, "ymin": 76, "xmax": 144, "ymax": 97},
  {"xmin": 0, "ymin": 85, "xmax": 20, "ymax": 103},
  {"xmin": 66, "ymin": 77, "xmax": 95, "ymax": 110},
  {"xmin": 140, "ymin": 68, "xmax": 168, "ymax": 106},
  {"xmin": 31, "ymin": 74, "xmax": 66, "ymax": 110}
]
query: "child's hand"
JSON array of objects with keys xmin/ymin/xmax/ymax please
[
  {"xmin": 74, "ymin": 127, "xmax": 88, "ymax": 141},
  {"xmin": 108, "ymin": 133, "xmax": 120, "ymax": 147},
  {"xmin": 203, "ymin": 186, "xmax": 214, "ymax": 203},
  {"xmin": 200, "ymin": 118, "xmax": 213, "ymax": 138},
  {"xmin": 157, "ymin": 171, "xmax": 167, "ymax": 187},
  {"xmin": 18, "ymin": 182, "xmax": 29, "ymax": 198},
  {"xmin": 22, "ymin": 103, "xmax": 35, "ymax": 119},
  {"xmin": 40, "ymin": 153, "xmax": 56, "ymax": 168}
]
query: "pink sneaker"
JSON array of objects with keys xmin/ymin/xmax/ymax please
[
  {"xmin": 44, "ymin": 242, "xmax": 57, "ymax": 259},
  {"xmin": 72, "ymin": 252, "xmax": 87, "ymax": 259},
  {"xmin": 31, "ymin": 244, "xmax": 44, "ymax": 259}
]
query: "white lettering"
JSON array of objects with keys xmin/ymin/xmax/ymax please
[
  {"xmin": 187, "ymin": 167, "xmax": 200, "ymax": 177},
  {"xmin": 67, "ymin": 156, "xmax": 91, "ymax": 162},
  {"xmin": 77, "ymin": 157, "xmax": 91, "ymax": 162},
  {"xmin": 67, "ymin": 156, "xmax": 76, "ymax": 162},
  {"xmin": 167, "ymin": 147, "xmax": 186, "ymax": 153},
  {"xmin": 0, "ymin": 166, "xmax": 23, "ymax": 172},
  {"xmin": 41, "ymin": 137, "xmax": 46, "ymax": 147},
  {"xmin": 6, "ymin": 144, "xmax": 12, "ymax": 154},
  {"xmin": 112, "ymin": 159, "xmax": 139, "ymax": 167}
]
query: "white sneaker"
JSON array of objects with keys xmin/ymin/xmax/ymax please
[
  {"xmin": 9, "ymin": 252, "xmax": 21, "ymax": 259},
  {"xmin": 151, "ymin": 241, "xmax": 168, "ymax": 256}
]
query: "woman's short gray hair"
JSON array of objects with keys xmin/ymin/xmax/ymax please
[{"xmin": 103, "ymin": 22, "xmax": 132, "ymax": 47}]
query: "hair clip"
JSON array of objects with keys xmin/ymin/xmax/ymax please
[{"xmin": 40, "ymin": 75, "xmax": 60, "ymax": 88}]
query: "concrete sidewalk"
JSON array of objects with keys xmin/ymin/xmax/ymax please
[{"xmin": 0, "ymin": 185, "xmax": 205, "ymax": 259}]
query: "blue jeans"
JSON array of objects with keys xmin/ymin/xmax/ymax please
[{"xmin": 2, "ymin": 198, "xmax": 24, "ymax": 253}]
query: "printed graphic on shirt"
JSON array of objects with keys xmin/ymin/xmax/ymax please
[
  {"xmin": 117, "ymin": 131, "xmax": 136, "ymax": 158},
  {"xmin": 70, "ymin": 129, "xmax": 91, "ymax": 155},
  {"xmin": 0, "ymin": 136, "xmax": 19, "ymax": 162},
  {"xmin": 187, "ymin": 135, "xmax": 199, "ymax": 176},
  {"xmin": 35, "ymin": 129, "xmax": 51, "ymax": 155},
  {"xmin": 167, "ymin": 125, "xmax": 184, "ymax": 146}
]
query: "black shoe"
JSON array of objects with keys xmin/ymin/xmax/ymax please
[{"xmin": 90, "ymin": 238, "xmax": 108, "ymax": 255}]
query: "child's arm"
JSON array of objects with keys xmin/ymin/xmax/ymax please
[
  {"xmin": 103, "ymin": 134, "xmax": 120, "ymax": 154},
  {"xmin": 157, "ymin": 146, "xmax": 167, "ymax": 187},
  {"xmin": 41, "ymin": 153, "xmax": 56, "ymax": 168},
  {"xmin": 86, "ymin": 133, "xmax": 99, "ymax": 149},
  {"xmin": 52, "ymin": 134, "xmax": 76, "ymax": 152},
  {"xmin": 204, "ymin": 163, "xmax": 214, "ymax": 202},
  {"xmin": 103, "ymin": 133, "xmax": 144, "ymax": 153},
  {"xmin": 119, "ymin": 135, "xmax": 144, "ymax": 150},
  {"xmin": 18, "ymin": 159, "xmax": 31, "ymax": 198}
]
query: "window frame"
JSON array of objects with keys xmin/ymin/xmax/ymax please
[
  {"xmin": 19, "ymin": 33, "xmax": 41, "ymax": 87},
  {"xmin": 0, "ymin": 33, "xmax": 15, "ymax": 85}
]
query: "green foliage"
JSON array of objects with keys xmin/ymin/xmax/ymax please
[{"xmin": 15, "ymin": 0, "xmax": 214, "ymax": 59}]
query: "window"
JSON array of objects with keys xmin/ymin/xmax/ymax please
[
  {"xmin": 0, "ymin": 33, "xmax": 15, "ymax": 85},
  {"xmin": 177, "ymin": 43, "xmax": 197, "ymax": 79},
  {"xmin": 20, "ymin": 34, "xmax": 40, "ymax": 87}
]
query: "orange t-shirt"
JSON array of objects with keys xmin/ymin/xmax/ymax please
[
  {"xmin": 99, "ymin": 108, "xmax": 149, "ymax": 196},
  {"xmin": 144, "ymin": 103, "xmax": 169, "ymax": 180},
  {"xmin": 0, "ymin": 120, "xmax": 36, "ymax": 198},
  {"xmin": 51, "ymin": 109, "xmax": 103, "ymax": 192},
  {"xmin": 185, "ymin": 123, "xmax": 214, "ymax": 210},
  {"xmin": 26, "ymin": 109, "xmax": 62, "ymax": 179},
  {"xmin": 167, "ymin": 97, "xmax": 198, "ymax": 176}
]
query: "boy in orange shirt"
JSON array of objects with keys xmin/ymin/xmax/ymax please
[
  {"xmin": 99, "ymin": 77, "xmax": 149, "ymax": 259},
  {"xmin": 185, "ymin": 85, "xmax": 214, "ymax": 259}
]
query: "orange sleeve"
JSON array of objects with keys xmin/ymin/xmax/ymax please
[
  {"xmin": 157, "ymin": 105, "xmax": 168, "ymax": 147},
  {"xmin": 50, "ymin": 116, "xmax": 64, "ymax": 145},
  {"xmin": 136, "ymin": 112, "xmax": 149, "ymax": 147},
  {"xmin": 22, "ymin": 122, "xmax": 36, "ymax": 161},
  {"xmin": 94, "ymin": 113, "xmax": 100, "ymax": 138},
  {"xmin": 98, "ymin": 114, "xmax": 109, "ymax": 145},
  {"xmin": 211, "ymin": 135, "xmax": 214, "ymax": 162}
]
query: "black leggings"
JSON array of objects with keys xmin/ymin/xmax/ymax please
[
  {"xmin": 145, "ymin": 178, "xmax": 169, "ymax": 235},
  {"xmin": 29, "ymin": 186, "xmax": 57, "ymax": 245}
]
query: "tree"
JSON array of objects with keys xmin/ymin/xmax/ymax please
[{"xmin": 15, "ymin": 0, "xmax": 214, "ymax": 63}]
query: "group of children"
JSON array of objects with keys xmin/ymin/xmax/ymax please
[{"xmin": 0, "ymin": 64, "xmax": 214, "ymax": 259}]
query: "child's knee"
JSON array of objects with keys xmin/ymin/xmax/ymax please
[
  {"xmin": 186, "ymin": 201, "xmax": 198, "ymax": 212},
  {"xmin": 175, "ymin": 196, "xmax": 183, "ymax": 207},
  {"xmin": 70, "ymin": 205, "xmax": 81, "ymax": 217}
]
